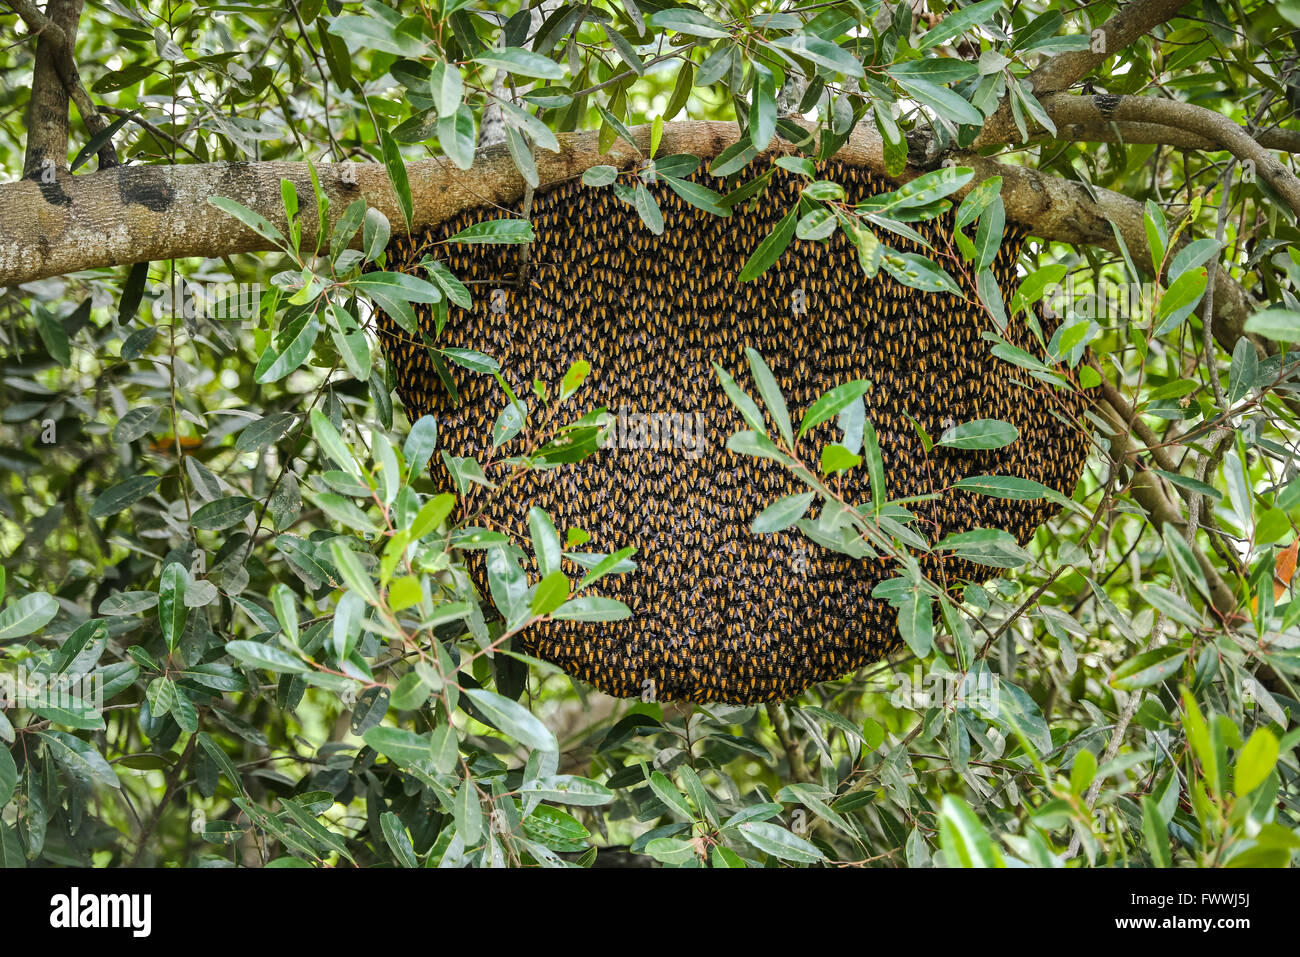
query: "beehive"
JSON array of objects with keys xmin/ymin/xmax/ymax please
[{"xmin": 374, "ymin": 159, "xmax": 1090, "ymax": 703}]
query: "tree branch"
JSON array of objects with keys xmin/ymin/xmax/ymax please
[
  {"xmin": 20, "ymin": 0, "xmax": 76, "ymax": 178},
  {"xmin": 1007, "ymin": 94, "xmax": 1300, "ymax": 218},
  {"xmin": 14, "ymin": 0, "xmax": 119, "ymax": 173},
  {"xmin": 0, "ymin": 118, "xmax": 1260, "ymax": 364},
  {"xmin": 1030, "ymin": 111, "xmax": 1300, "ymax": 155},
  {"xmin": 975, "ymin": 0, "xmax": 1192, "ymax": 148}
]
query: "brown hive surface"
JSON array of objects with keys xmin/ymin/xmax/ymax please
[{"xmin": 375, "ymin": 159, "xmax": 1090, "ymax": 703}]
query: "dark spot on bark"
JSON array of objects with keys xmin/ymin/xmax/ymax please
[
  {"xmin": 1093, "ymin": 93, "xmax": 1122, "ymax": 119},
  {"xmin": 210, "ymin": 162, "xmax": 276, "ymax": 211},
  {"xmin": 119, "ymin": 166, "xmax": 174, "ymax": 211},
  {"xmin": 31, "ymin": 177, "xmax": 72, "ymax": 207}
]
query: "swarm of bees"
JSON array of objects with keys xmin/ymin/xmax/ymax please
[{"xmin": 375, "ymin": 159, "xmax": 1091, "ymax": 703}]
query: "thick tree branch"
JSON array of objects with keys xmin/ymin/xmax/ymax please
[
  {"xmin": 1007, "ymin": 94, "xmax": 1300, "ymax": 218},
  {"xmin": 0, "ymin": 119, "xmax": 1259, "ymax": 360},
  {"xmin": 976, "ymin": 0, "xmax": 1192, "ymax": 149},
  {"xmin": 1027, "ymin": 115, "xmax": 1300, "ymax": 155},
  {"xmin": 21, "ymin": 0, "xmax": 77, "ymax": 177},
  {"xmin": 14, "ymin": 0, "xmax": 119, "ymax": 172}
]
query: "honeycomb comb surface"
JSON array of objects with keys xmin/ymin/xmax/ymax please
[{"xmin": 375, "ymin": 160, "xmax": 1090, "ymax": 703}]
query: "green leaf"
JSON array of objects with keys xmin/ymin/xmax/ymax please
[
  {"xmin": 632, "ymin": 183, "xmax": 664, "ymax": 234},
  {"xmin": 197, "ymin": 733, "xmax": 246, "ymax": 794},
  {"xmin": 918, "ymin": 0, "xmax": 1003, "ymax": 51},
  {"xmin": 475, "ymin": 48, "xmax": 564, "ymax": 80},
  {"xmin": 734, "ymin": 820, "xmax": 824, "ymax": 863},
  {"xmin": 326, "ymin": 302, "xmax": 370, "ymax": 380},
  {"xmin": 225, "ymin": 639, "xmax": 309, "ymax": 674},
  {"xmin": 32, "ymin": 305, "xmax": 70, "ymax": 367},
  {"xmin": 938, "ymin": 794, "xmax": 1000, "ymax": 867},
  {"xmin": 750, "ymin": 64, "xmax": 776, "ymax": 150},
  {"xmin": 445, "ymin": 218, "xmax": 536, "ymax": 244},
  {"xmin": 583, "ymin": 165, "xmax": 618, "ymax": 187},
  {"xmin": 390, "ymin": 670, "xmax": 430, "ymax": 711},
  {"xmin": 331, "ymin": 541, "xmax": 380, "ymax": 604},
  {"xmin": 404, "ymin": 415, "xmax": 439, "ymax": 481},
  {"xmin": 158, "ymin": 562, "xmax": 187, "ymax": 653},
  {"xmin": 90, "ymin": 474, "xmax": 160, "ymax": 518},
  {"xmin": 1235, "ymin": 728, "xmax": 1279, "ymax": 796},
  {"xmin": 208, "ymin": 196, "xmax": 287, "ymax": 248},
  {"xmin": 0, "ymin": 746, "xmax": 16, "ymax": 805},
  {"xmin": 38, "ymin": 730, "xmax": 119, "ymax": 790},
  {"xmin": 938, "ymin": 418, "xmax": 1020, "ymax": 450},
  {"xmin": 145, "ymin": 675, "xmax": 176, "ymax": 717},
  {"xmin": 882, "ymin": 252, "xmax": 962, "ymax": 295},
  {"xmin": 112, "ymin": 406, "xmax": 164, "ymax": 445},
  {"xmin": 453, "ymin": 780, "xmax": 483, "ymax": 845},
  {"xmin": 551, "ymin": 596, "xmax": 631, "ymax": 622},
  {"xmin": 439, "ymin": 104, "xmax": 477, "ymax": 170},
  {"xmin": 380, "ymin": 127, "xmax": 413, "ymax": 233},
  {"xmin": 899, "ymin": 586, "xmax": 934, "ymax": 658},
  {"xmin": 330, "ymin": 15, "xmax": 428, "ymax": 57},
  {"xmin": 410, "ymin": 493, "xmax": 456, "ymax": 540},
  {"xmin": 1110, "ymin": 646, "xmax": 1187, "ymax": 691},
  {"xmin": 310, "ymin": 409, "xmax": 361, "ymax": 479},
  {"xmin": 955, "ymin": 176, "xmax": 1003, "ymax": 230},
  {"xmin": 863, "ymin": 421, "xmax": 886, "ymax": 515},
  {"xmin": 892, "ymin": 76, "xmax": 983, "ymax": 126},
  {"xmin": 271, "ymin": 582, "xmax": 299, "ymax": 644},
  {"xmin": 663, "ymin": 176, "xmax": 730, "ymax": 217},
  {"xmin": 465, "ymin": 688, "xmax": 558, "ymax": 751},
  {"xmin": 1243, "ymin": 308, "xmax": 1300, "ymax": 343},
  {"xmin": 799, "ymin": 380, "xmax": 871, "ymax": 438},
  {"xmin": 649, "ymin": 771, "xmax": 696, "ymax": 820},
  {"xmin": 1141, "ymin": 795, "xmax": 1171, "ymax": 868},
  {"xmin": 362, "ymin": 726, "xmax": 431, "ymax": 769},
  {"xmin": 738, "ymin": 208, "xmax": 797, "ymax": 282},
  {"xmin": 745, "ymin": 348, "xmax": 793, "ymax": 445},
  {"xmin": 519, "ymin": 775, "xmax": 615, "ymax": 806},
  {"xmin": 820, "ymin": 444, "xmax": 862, "ymax": 474},
  {"xmin": 0, "ymin": 592, "xmax": 58, "ymax": 641},
  {"xmin": 768, "ymin": 35, "xmax": 864, "ymax": 77},
  {"xmin": 1153, "ymin": 266, "xmax": 1207, "ymax": 336},
  {"xmin": 254, "ymin": 314, "xmax": 322, "ymax": 383},
  {"xmin": 752, "ymin": 492, "xmax": 815, "ymax": 534},
  {"xmin": 1227, "ymin": 337, "xmax": 1258, "ymax": 405},
  {"xmin": 648, "ymin": 8, "xmax": 731, "ymax": 38},
  {"xmin": 712, "ymin": 362, "xmax": 766, "ymax": 433},
  {"xmin": 531, "ymin": 570, "xmax": 571, "ymax": 617},
  {"xmin": 429, "ymin": 59, "xmax": 463, "ymax": 117},
  {"xmin": 440, "ymin": 347, "xmax": 500, "ymax": 374},
  {"xmin": 953, "ymin": 475, "xmax": 1058, "ymax": 501},
  {"xmin": 191, "ymin": 496, "xmax": 257, "ymax": 531}
]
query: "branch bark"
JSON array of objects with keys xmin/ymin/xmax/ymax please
[
  {"xmin": 1027, "ymin": 114, "xmax": 1300, "ymax": 155},
  {"xmin": 975, "ymin": 0, "xmax": 1193, "ymax": 149},
  {"xmin": 1003, "ymin": 94, "xmax": 1300, "ymax": 218},
  {"xmin": 21, "ymin": 0, "xmax": 78, "ymax": 178},
  {"xmin": 0, "ymin": 119, "xmax": 1261, "ymax": 364},
  {"xmin": 14, "ymin": 0, "xmax": 119, "ymax": 173}
]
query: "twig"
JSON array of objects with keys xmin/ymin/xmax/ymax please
[{"xmin": 127, "ymin": 731, "xmax": 199, "ymax": 866}]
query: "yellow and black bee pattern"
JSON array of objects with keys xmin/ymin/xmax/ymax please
[{"xmin": 374, "ymin": 159, "xmax": 1091, "ymax": 704}]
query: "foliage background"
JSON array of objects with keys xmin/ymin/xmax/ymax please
[{"xmin": 0, "ymin": 0, "xmax": 1298, "ymax": 867}]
